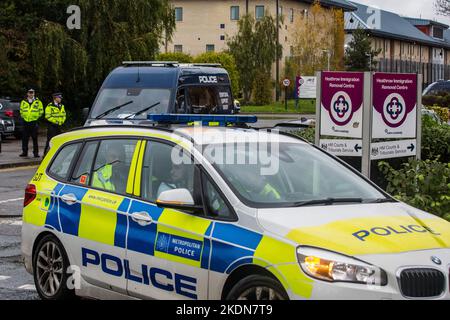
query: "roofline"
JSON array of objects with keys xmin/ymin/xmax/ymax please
[
  {"xmin": 345, "ymin": 28, "xmax": 450, "ymax": 49},
  {"xmin": 301, "ymin": 0, "xmax": 357, "ymax": 11},
  {"xmin": 346, "ymin": 2, "xmax": 450, "ymax": 49},
  {"xmin": 404, "ymin": 17, "xmax": 449, "ymax": 30}
]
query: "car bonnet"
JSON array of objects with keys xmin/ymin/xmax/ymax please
[{"xmin": 257, "ymin": 202, "xmax": 450, "ymax": 256}]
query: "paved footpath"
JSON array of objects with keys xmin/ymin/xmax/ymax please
[{"xmin": 0, "ymin": 135, "xmax": 45, "ymax": 170}]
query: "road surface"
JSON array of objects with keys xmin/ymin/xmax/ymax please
[{"xmin": 0, "ymin": 167, "xmax": 38, "ymax": 300}]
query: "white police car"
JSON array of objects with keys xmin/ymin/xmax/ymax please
[{"xmin": 22, "ymin": 115, "xmax": 450, "ymax": 300}]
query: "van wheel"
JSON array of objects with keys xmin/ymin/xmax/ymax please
[
  {"xmin": 33, "ymin": 235, "xmax": 75, "ymax": 300},
  {"xmin": 226, "ymin": 275, "xmax": 289, "ymax": 300}
]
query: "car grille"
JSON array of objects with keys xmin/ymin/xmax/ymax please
[{"xmin": 399, "ymin": 268, "xmax": 445, "ymax": 298}]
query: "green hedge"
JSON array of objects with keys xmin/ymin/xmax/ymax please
[
  {"xmin": 379, "ymin": 159, "xmax": 450, "ymax": 221},
  {"xmin": 421, "ymin": 115, "xmax": 450, "ymax": 163}
]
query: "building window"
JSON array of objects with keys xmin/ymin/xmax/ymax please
[
  {"xmin": 278, "ymin": 6, "xmax": 283, "ymax": 17},
  {"xmin": 174, "ymin": 45, "xmax": 183, "ymax": 53},
  {"xmin": 220, "ymin": 23, "xmax": 225, "ymax": 29},
  {"xmin": 206, "ymin": 44, "xmax": 215, "ymax": 52},
  {"xmin": 255, "ymin": 6, "xmax": 265, "ymax": 20},
  {"xmin": 433, "ymin": 27, "xmax": 444, "ymax": 40},
  {"xmin": 289, "ymin": 8, "xmax": 294, "ymax": 23},
  {"xmin": 230, "ymin": 6, "xmax": 240, "ymax": 20},
  {"xmin": 175, "ymin": 7, "xmax": 183, "ymax": 22},
  {"xmin": 220, "ymin": 35, "xmax": 225, "ymax": 41}
]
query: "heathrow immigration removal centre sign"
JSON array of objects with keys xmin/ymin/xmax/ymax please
[{"xmin": 316, "ymin": 71, "xmax": 421, "ymax": 178}]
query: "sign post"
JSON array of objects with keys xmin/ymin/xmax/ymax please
[
  {"xmin": 295, "ymin": 76, "xmax": 303, "ymax": 112},
  {"xmin": 282, "ymin": 78, "xmax": 291, "ymax": 111}
]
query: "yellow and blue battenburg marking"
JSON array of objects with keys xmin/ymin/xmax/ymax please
[{"xmin": 33, "ymin": 182, "xmax": 277, "ymax": 273}]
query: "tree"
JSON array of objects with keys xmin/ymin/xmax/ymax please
[
  {"xmin": 287, "ymin": 1, "xmax": 345, "ymax": 78},
  {"xmin": 344, "ymin": 28, "xmax": 381, "ymax": 71},
  {"xmin": 227, "ymin": 13, "xmax": 281, "ymax": 103},
  {"xmin": 194, "ymin": 52, "xmax": 240, "ymax": 97},
  {"xmin": 157, "ymin": 52, "xmax": 193, "ymax": 63},
  {"xmin": 435, "ymin": 0, "xmax": 450, "ymax": 15},
  {"xmin": 0, "ymin": 0, "xmax": 175, "ymax": 124}
]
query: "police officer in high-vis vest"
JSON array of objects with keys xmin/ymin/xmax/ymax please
[
  {"xmin": 20, "ymin": 89, "xmax": 44, "ymax": 158},
  {"xmin": 44, "ymin": 93, "xmax": 66, "ymax": 155}
]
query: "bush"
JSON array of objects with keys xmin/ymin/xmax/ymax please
[
  {"xmin": 379, "ymin": 159, "xmax": 450, "ymax": 220},
  {"xmin": 426, "ymin": 105, "xmax": 449, "ymax": 123},
  {"xmin": 156, "ymin": 52, "xmax": 193, "ymax": 63},
  {"xmin": 293, "ymin": 128, "xmax": 315, "ymax": 143},
  {"xmin": 252, "ymin": 71, "xmax": 273, "ymax": 105},
  {"xmin": 421, "ymin": 115, "xmax": 450, "ymax": 163},
  {"xmin": 423, "ymin": 92, "xmax": 450, "ymax": 109},
  {"xmin": 193, "ymin": 52, "xmax": 240, "ymax": 97}
]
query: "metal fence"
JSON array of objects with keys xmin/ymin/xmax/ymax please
[{"xmin": 376, "ymin": 58, "xmax": 450, "ymax": 88}]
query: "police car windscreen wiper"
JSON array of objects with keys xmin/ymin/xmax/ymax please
[
  {"xmin": 365, "ymin": 198, "xmax": 397, "ymax": 204},
  {"xmin": 123, "ymin": 102, "xmax": 161, "ymax": 120},
  {"xmin": 95, "ymin": 100, "xmax": 134, "ymax": 120},
  {"xmin": 293, "ymin": 198, "xmax": 364, "ymax": 207}
]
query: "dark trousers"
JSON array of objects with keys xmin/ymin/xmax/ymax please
[
  {"xmin": 44, "ymin": 124, "xmax": 62, "ymax": 155},
  {"xmin": 22, "ymin": 121, "xmax": 39, "ymax": 156}
]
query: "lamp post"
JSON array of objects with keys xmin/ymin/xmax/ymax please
[
  {"xmin": 322, "ymin": 49, "xmax": 330, "ymax": 71},
  {"xmin": 276, "ymin": 0, "xmax": 280, "ymax": 101},
  {"xmin": 366, "ymin": 53, "xmax": 372, "ymax": 71}
]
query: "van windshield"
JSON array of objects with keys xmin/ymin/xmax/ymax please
[{"xmin": 91, "ymin": 88, "xmax": 171, "ymax": 119}]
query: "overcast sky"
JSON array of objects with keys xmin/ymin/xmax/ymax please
[{"xmin": 354, "ymin": 0, "xmax": 450, "ymax": 25}]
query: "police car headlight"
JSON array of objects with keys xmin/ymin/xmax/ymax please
[{"xmin": 297, "ymin": 247, "xmax": 387, "ymax": 285}]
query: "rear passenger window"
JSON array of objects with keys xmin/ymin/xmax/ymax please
[
  {"xmin": 91, "ymin": 140, "xmax": 138, "ymax": 194},
  {"xmin": 48, "ymin": 143, "xmax": 81, "ymax": 180},
  {"xmin": 71, "ymin": 141, "xmax": 98, "ymax": 186}
]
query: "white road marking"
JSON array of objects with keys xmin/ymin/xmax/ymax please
[
  {"xmin": 0, "ymin": 276, "xmax": 11, "ymax": 281},
  {"xmin": 0, "ymin": 198, "xmax": 24, "ymax": 205},
  {"xmin": 17, "ymin": 284, "xmax": 36, "ymax": 291}
]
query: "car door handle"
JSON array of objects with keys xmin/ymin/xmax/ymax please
[
  {"xmin": 60, "ymin": 193, "xmax": 78, "ymax": 206},
  {"xmin": 131, "ymin": 212, "xmax": 153, "ymax": 226}
]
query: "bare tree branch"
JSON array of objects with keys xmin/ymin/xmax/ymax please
[{"xmin": 435, "ymin": 0, "xmax": 450, "ymax": 16}]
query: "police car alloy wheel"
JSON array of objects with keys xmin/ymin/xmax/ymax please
[
  {"xmin": 33, "ymin": 235, "xmax": 75, "ymax": 300},
  {"xmin": 226, "ymin": 275, "xmax": 289, "ymax": 300}
]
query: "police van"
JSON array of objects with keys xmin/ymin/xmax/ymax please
[
  {"xmin": 84, "ymin": 62, "xmax": 237, "ymax": 127},
  {"xmin": 22, "ymin": 115, "xmax": 450, "ymax": 300}
]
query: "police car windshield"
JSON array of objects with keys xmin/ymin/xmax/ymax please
[
  {"xmin": 205, "ymin": 142, "xmax": 387, "ymax": 208},
  {"xmin": 91, "ymin": 88, "xmax": 170, "ymax": 119}
]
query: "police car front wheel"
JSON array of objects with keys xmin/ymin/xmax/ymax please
[
  {"xmin": 226, "ymin": 275, "xmax": 289, "ymax": 301},
  {"xmin": 33, "ymin": 235, "xmax": 75, "ymax": 300}
]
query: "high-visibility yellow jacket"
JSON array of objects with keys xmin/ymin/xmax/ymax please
[
  {"xmin": 261, "ymin": 183, "xmax": 282, "ymax": 200},
  {"xmin": 92, "ymin": 165, "xmax": 116, "ymax": 192},
  {"xmin": 20, "ymin": 99, "xmax": 44, "ymax": 122},
  {"xmin": 45, "ymin": 102, "xmax": 66, "ymax": 126}
]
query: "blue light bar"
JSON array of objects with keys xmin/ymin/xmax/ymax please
[{"xmin": 148, "ymin": 114, "xmax": 258, "ymax": 126}]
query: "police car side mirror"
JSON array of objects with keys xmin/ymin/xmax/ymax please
[
  {"xmin": 156, "ymin": 189, "xmax": 203, "ymax": 215},
  {"xmin": 158, "ymin": 188, "xmax": 195, "ymax": 206},
  {"xmin": 82, "ymin": 108, "xmax": 90, "ymax": 120}
]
